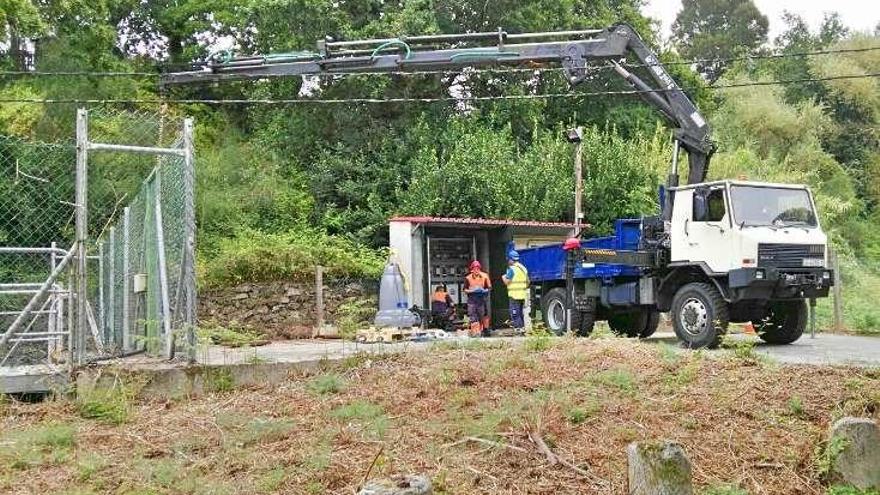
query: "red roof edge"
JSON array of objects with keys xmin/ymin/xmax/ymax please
[{"xmin": 389, "ymin": 216, "xmax": 575, "ymax": 229}]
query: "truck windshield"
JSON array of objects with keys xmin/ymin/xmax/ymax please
[{"xmin": 730, "ymin": 186, "xmax": 817, "ymax": 228}]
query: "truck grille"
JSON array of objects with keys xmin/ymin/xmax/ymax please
[{"xmin": 757, "ymin": 243, "xmax": 824, "ymax": 268}]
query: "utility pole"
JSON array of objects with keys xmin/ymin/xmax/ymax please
[
  {"xmin": 574, "ymin": 137, "xmax": 584, "ymax": 235},
  {"xmin": 563, "ymin": 127, "xmax": 584, "ymax": 334},
  {"xmin": 565, "ymin": 127, "xmax": 585, "ymax": 236}
]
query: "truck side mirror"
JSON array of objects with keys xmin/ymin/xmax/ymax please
[{"xmin": 693, "ymin": 188, "xmax": 709, "ymax": 221}]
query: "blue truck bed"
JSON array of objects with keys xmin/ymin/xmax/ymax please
[{"xmin": 519, "ymin": 219, "xmax": 644, "ymax": 282}]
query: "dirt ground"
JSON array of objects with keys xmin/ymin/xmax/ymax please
[{"xmin": 2, "ymin": 337, "xmax": 879, "ymax": 495}]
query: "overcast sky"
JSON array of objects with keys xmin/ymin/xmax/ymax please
[{"xmin": 643, "ymin": 0, "xmax": 880, "ymax": 43}]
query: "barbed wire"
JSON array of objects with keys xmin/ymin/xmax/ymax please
[
  {"xmin": 0, "ymin": 73, "xmax": 876, "ymax": 106},
  {"xmin": 0, "ymin": 46, "xmax": 877, "ymax": 79}
]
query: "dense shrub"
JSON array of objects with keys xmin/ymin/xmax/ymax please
[{"xmin": 199, "ymin": 229, "xmax": 387, "ymax": 288}]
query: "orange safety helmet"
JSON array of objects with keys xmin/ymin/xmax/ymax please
[{"xmin": 469, "ymin": 260, "xmax": 482, "ymax": 272}]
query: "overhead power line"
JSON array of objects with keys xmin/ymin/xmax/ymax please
[
  {"xmin": 0, "ymin": 46, "xmax": 878, "ymax": 79},
  {"xmin": 0, "ymin": 73, "xmax": 877, "ymax": 106},
  {"xmin": 0, "ymin": 70, "xmax": 159, "ymax": 77}
]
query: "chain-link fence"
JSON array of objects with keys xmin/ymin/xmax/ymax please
[
  {"xmin": 90, "ymin": 108, "xmax": 196, "ymax": 361},
  {"xmin": 0, "ymin": 135, "xmax": 77, "ymax": 369},
  {"xmin": 0, "ymin": 135, "xmax": 76, "ymax": 296},
  {"xmin": 1, "ymin": 107, "xmax": 196, "ymax": 386}
]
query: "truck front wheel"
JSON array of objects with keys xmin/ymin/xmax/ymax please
[
  {"xmin": 671, "ymin": 283, "xmax": 729, "ymax": 348},
  {"xmin": 541, "ymin": 288, "xmax": 594, "ymax": 336},
  {"xmin": 756, "ymin": 300, "xmax": 807, "ymax": 345}
]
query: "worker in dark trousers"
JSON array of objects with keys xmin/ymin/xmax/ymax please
[
  {"xmin": 431, "ymin": 284, "xmax": 456, "ymax": 332},
  {"xmin": 502, "ymin": 250, "xmax": 529, "ymax": 333},
  {"xmin": 464, "ymin": 260, "xmax": 492, "ymax": 337}
]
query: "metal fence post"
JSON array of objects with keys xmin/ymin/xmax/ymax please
[
  {"xmin": 107, "ymin": 227, "xmax": 116, "ymax": 348},
  {"xmin": 153, "ymin": 171, "xmax": 173, "ymax": 358},
  {"xmin": 182, "ymin": 118, "xmax": 197, "ymax": 362},
  {"xmin": 98, "ymin": 241, "xmax": 105, "ymax": 345},
  {"xmin": 314, "ymin": 265, "xmax": 324, "ymax": 338},
  {"xmin": 57, "ymin": 284, "xmax": 65, "ymax": 353},
  {"xmin": 144, "ymin": 184, "xmax": 157, "ymax": 353},
  {"xmin": 122, "ymin": 206, "xmax": 131, "ymax": 351},
  {"xmin": 49, "ymin": 241, "xmax": 59, "ymax": 358},
  {"xmin": 831, "ymin": 249, "xmax": 843, "ymax": 332},
  {"xmin": 74, "ymin": 108, "xmax": 89, "ymax": 366}
]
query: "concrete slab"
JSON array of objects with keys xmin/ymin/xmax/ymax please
[
  {"xmin": 0, "ymin": 364, "xmax": 69, "ymax": 394},
  {"xmin": 74, "ymin": 336, "xmax": 484, "ymax": 399},
  {"xmin": 193, "ymin": 337, "xmax": 466, "ymax": 366}
]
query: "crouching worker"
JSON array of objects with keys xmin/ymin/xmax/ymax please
[
  {"xmin": 464, "ymin": 260, "xmax": 492, "ymax": 337},
  {"xmin": 431, "ymin": 284, "xmax": 455, "ymax": 332},
  {"xmin": 502, "ymin": 250, "xmax": 529, "ymax": 333}
]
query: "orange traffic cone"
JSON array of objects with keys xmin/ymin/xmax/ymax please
[{"xmin": 743, "ymin": 322, "xmax": 757, "ymax": 335}]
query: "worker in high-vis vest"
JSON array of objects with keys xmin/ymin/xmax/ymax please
[
  {"xmin": 463, "ymin": 260, "xmax": 492, "ymax": 337},
  {"xmin": 502, "ymin": 250, "xmax": 529, "ymax": 332}
]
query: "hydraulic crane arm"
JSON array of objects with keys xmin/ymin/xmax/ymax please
[{"xmin": 161, "ymin": 24, "xmax": 714, "ymax": 184}]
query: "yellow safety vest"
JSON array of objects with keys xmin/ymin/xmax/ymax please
[{"xmin": 507, "ymin": 262, "xmax": 529, "ymax": 300}]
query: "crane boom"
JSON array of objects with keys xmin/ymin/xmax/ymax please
[{"xmin": 161, "ymin": 23, "xmax": 714, "ymax": 185}]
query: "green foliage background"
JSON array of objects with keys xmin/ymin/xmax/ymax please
[{"xmin": 1, "ymin": 0, "xmax": 878, "ymax": 331}]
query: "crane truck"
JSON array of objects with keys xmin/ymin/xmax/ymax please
[{"xmin": 162, "ymin": 24, "xmax": 833, "ymax": 348}]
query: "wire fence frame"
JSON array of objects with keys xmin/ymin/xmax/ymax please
[{"xmin": 0, "ymin": 245, "xmax": 74, "ymax": 370}]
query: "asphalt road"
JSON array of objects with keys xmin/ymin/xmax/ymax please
[
  {"xmin": 199, "ymin": 331, "xmax": 880, "ymax": 368},
  {"xmin": 702, "ymin": 332, "xmax": 880, "ymax": 367}
]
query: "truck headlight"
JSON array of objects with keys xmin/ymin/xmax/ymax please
[
  {"xmin": 823, "ymin": 271, "xmax": 831, "ymax": 280},
  {"xmin": 755, "ymin": 269, "xmax": 765, "ymax": 280}
]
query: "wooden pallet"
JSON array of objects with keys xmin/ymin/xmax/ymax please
[{"xmin": 355, "ymin": 327, "xmax": 448, "ymax": 344}]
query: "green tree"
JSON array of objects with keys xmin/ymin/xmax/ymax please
[
  {"xmin": 0, "ymin": 0, "xmax": 47, "ymax": 69},
  {"xmin": 401, "ymin": 114, "xmax": 668, "ymax": 233},
  {"xmin": 809, "ymin": 34, "xmax": 880, "ymax": 211},
  {"xmin": 768, "ymin": 12, "xmax": 849, "ymax": 103},
  {"xmin": 671, "ymin": 0, "xmax": 768, "ymax": 81}
]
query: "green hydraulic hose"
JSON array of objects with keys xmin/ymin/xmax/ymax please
[
  {"xmin": 370, "ymin": 39, "xmax": 412, "ymax": 59},
  {"xmin": 449, "ymin": 50, "xmax": 520, "ymax": 62}
]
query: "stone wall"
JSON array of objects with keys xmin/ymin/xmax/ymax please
[{"xmin": 199, "ymin": 281, "xmax": 375, "ymax": 340}]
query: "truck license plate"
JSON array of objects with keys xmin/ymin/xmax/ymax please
[{"xmin": 802, "ymin": 258, "xmax": 824, "ymax": 267}]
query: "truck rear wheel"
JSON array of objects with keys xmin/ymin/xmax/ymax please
[
  {"xmin": 608, "ymin": 310, "xmax": 662, "ymax": 338},
  {"xmin": 542, "ymin": 288, "xmax": 594, "ymax": 336},
  {"xmin": 756, "ymin": 300, "xmax": 807, "ymax": 345},
  {"xmin": 671, "ymin": 282, "xmax": 728, "ymax": 348}
]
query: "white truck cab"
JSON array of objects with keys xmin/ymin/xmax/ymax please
[
  {"xmin": 670, "ymin": 180, "xmax": 828, "ymax": 273},
  {"xmin": 659, "ymin": 180, "xmax": 833, "ymax": 347}
]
